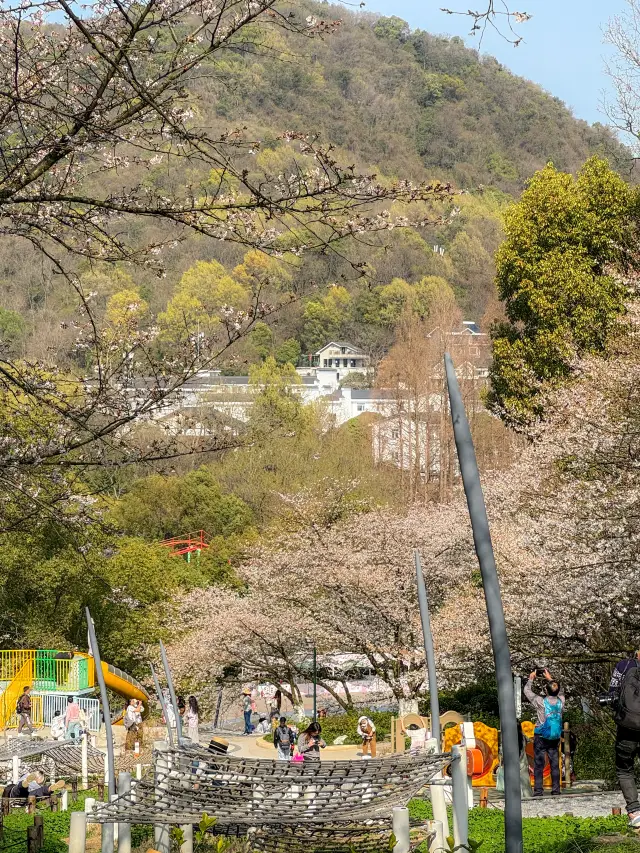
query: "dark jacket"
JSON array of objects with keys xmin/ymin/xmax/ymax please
[
  {"xmin": 609, "ymin": 658, "xmax": 640, "ymax": 699},
  {"xmin": 18, "ymin": 692, "xmax": 31, "ymax": 713}
]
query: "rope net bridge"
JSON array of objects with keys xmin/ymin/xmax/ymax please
[
  {"xmin": 0, "ymin": 737, "xmax": 105, "ymax": 776},
  {"xmin": 92, "ymin": 743, "xmax": 451, "ymax": 832},
  {"xmin": 207, "ymin": 819, "xmax": 434, "ymax": 853}
]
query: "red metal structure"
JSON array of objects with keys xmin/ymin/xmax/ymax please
[{"xmin": 159, "ymin": 530, "xmax": 209, "ymax": 558}]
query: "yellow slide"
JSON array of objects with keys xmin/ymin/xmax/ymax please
[{"xmin": 98, "ymin": 660, "xmax": 150, "ymax": 722}]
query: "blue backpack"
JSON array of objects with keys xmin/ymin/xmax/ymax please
[{"xmin": 535, "ymin": 697, "xmax": 563, "ymax": 740}]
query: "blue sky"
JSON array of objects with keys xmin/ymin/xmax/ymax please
[{"xmin": 360, "ymin": 0, "xmax": 627, "ymax": 127}]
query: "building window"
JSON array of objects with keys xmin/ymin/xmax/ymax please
[
  {"xmin": 357, "ymin": 404, "xmax": 365, "ymax": 412},
  {"xmin": 392, "ymin": 429, "xmax": 399, "ymax": 440},
  {"xmin": 391, "ymin": 451, "xmax": 399, "ymax": 462},
  {"xmin": 336, "ymin": 372, "xmax": 340, "ymax": 381},
  {"xmin": 323, "ymin": 359, "xmax": 328, "ymax": 367},
  {"xmin": 327, "ymin": 359, "xmax": 332, "ymax": 367},
  {"xmin": 350, "ymin": 359, "xmax": 356, "ymax": 368},
  {"xmin": 343, "ymin": 359, "xmax": 348, "ymax": 368},
  {"xmin": 341, "ymin": 347, "xmax": 346, "ymax": 354}
]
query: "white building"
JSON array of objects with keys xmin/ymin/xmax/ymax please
[{"xmin": 142, "ymin": 326, "xmax": 491, "ymax": 435}]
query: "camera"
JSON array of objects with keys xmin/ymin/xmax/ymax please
[
  {"xmin": 535, "ymin": 667, "xmax": 545, "ymax": 677},
  {"xmin": 598, "ymin": 694, "xmax": 615, "ymax": 708}
]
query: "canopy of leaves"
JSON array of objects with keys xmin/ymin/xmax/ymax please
[{"xmin": 488, "ymin": 157, "xmax": 640, "ymax": 427}]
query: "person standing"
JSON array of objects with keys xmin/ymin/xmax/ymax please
[
  {"xmin": 242, "ymin": 688, "xmax": 253, "ymax": 734},
  {"xmin": 17, "ymin": 686, "xmax": 33, "ymax": 736},
  {"xmin": 524, "ymin": 668, "xmax": 564, "ymax": 796},
  {"xmin": 65, "ymin": 695, "xmax": 81, "ymax": 739},
  {"xmin": 609, "ymin": 649, "xmax": 640, "ymax": 827},
  {"xmin": 186, "ymin": 696, "xmax": 200, "ymax": 743},
  {"xmin": 297, "ymin": 722, "xmax": 326, "ymax": 761},
  {"xmin": 274, "ymin": 716, "xmax": 295, "ymax": 761},
  {"xmin": 124, "ymin": 699, "xmax": 143, "ymax": 751},
  {"xmin": 357, "ymin": 715, "xmax": 377, "ymax": 759}
]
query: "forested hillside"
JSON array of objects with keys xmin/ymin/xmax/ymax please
[{"xmin": 0, "ymin": 3, "xmax": 629, "ymax": 368}]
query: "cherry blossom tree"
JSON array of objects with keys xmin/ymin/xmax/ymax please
[
  {"xmin": 172, "ymin": 305, "xmax": 640, "ymax": 703},
  {"xmin": 171, "ymin": 489, "xmax": 482, "ymax": 702}
]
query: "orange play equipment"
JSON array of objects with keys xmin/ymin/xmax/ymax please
[
  {"xmin": 521, "ymin": 720, "xmax": 554, "ymax": 786},
  {"xmin": 444, "ymin": 721, "xmax": 500, "ymax": 787}
]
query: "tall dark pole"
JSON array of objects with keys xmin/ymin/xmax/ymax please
[
  {"xmin": 312, "ymin": 646, "xmax": 317, "ymax": 722},
  {"xmin": 414, "ymin": 551, "xmax": 441, "ymax": 747},
  {"xmin": 85, "ymin": 608, "xmax": 115, "ymax": 798},
  {"xmin": 159, "ymin": 640, "xmax": 183, "ymax": 744},
  {"xmin": 150, "ymin": 663, "xmax": 174, "ymax": 748},
  {"xmin": 444, "ymin": 353, "xmax": 523, "ymax": 853}
]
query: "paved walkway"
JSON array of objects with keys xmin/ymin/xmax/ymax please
[{"xmin": 224, "ymin": 733, "xmax": 362, "ymax": 761}]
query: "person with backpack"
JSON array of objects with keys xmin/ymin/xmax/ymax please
[
  {"xmin": 273, "ymin": 716, "xmax": 295, "ymax": 760},
  {"xmin": 609, "ymin": 650, "xmax": 640, "ymax": 827},
  {"xmin": 16, "ymin": 686, "xmax": 33, "ymax": 736},
  {"xmin": 524, "ymin": 668, "xmax": 564, "ymax": 796}
]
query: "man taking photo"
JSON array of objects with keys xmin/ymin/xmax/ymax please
[
  {"xmin": 524, "ymin": 668, "xmax": 564, "ymax": 796},
  {"xmin": 609, "ymin": 650, "xmax": 640, "ymax": 828}
]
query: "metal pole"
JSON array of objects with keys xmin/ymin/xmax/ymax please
[
  {"xmin": 451, "ymin": 744, "xmax": 469, "ymax": 849},
  {"xmin": 154, "ymin": 740, "xmax": 171, "ymax": 853},
  {"xmin": 414, "ymin": 550, "xmax": 440, "ymax": 746},
  {"xmin": 150, "ymin": 664, "xmax": 174, "ymax": 749},
  {"xmin": 313, "ymin": 646, "xmax": 317, "ymax": 722},
  {"xmin": 213, "ymin": 687, "xmax": 223, "ymax": 729},
  {"xmin": 159, "ymin": 641, "xmax": 183, "ymax": 744},
  {"xmin": 85, "ymin": 608, "xmax": 115, "ymax": 800},
  {"xmin": 392, "ymin": 806, "xmax": 410, "ymax": 853},
  {"xmin": 69, "ymin": 811, "xmax": 87, "ymax": 853},
  {"xmin": 81, "ymin": 732, "xmax": 88, "ymax": 789},
  {"xmin": 444, "ymin": 353, "xmax": 523, "ymax": 853},
  {"xmin": 117, "ymin": 772, "xmax": 132, "ymax": 853},
  {"xmin": 427, "ymin": 820, "xmax": 445, "ymax": 853},
  {"xmin": 180, "ymin": 824, "xmax": 194, "ymax": 853}
]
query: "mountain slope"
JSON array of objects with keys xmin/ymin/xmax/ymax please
[
  {"xmin": 202, "ymin": 4, "xmax": 628, "ymax": 193},
  {"xmin": 0, "ymin": 3, "xmax": 630, "ymax": 362}
]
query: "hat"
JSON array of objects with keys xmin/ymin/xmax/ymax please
[
  {"xmin": 358, "ymin": 716, "xmax": 368, "ymax": 724},
  {"xmin": 242, "ymin": 687, "xmax": 251, "ymax": 695}
]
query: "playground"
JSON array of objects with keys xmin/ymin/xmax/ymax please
[{"xmin": 0, "ymin": 367, "xmax": 634, "ymax": 853}]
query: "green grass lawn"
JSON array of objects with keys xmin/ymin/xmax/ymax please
[
  {"xmin": 409, "ymin": 799, "xmax": 635, "ymax": 853},
  {"xmin": 2, "ymin": 792, "xmax": 638, "ymax": 853}
]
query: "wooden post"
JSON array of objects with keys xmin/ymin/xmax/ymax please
[
  {"xmin": 72, "ymin": 778, "xmax": 78, "ymax": 798},
  {"xmin": 480, "ymin": 787, "xmax": 489, "ymax": 808},
  {"xmin": 27, "ymin": 826, "xmax": 39, "ymax": 853},
  {"xmin": 27, "ymin": 795, "xmax": 36, "ymax": 814},
  {"xmin": 49, "ymin": 793, "xmax": 58, "ymax": 812},
  {"xmin": 563, "ymin": 722, "xmax": 572, "ymax": 788},
  {"xmin": 97, "ymin": 780, "xmax": 105, "ymax": 801},
  {"xmin": 34, "ymin": 814, "xmax": 44, "ymax": 848}
]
